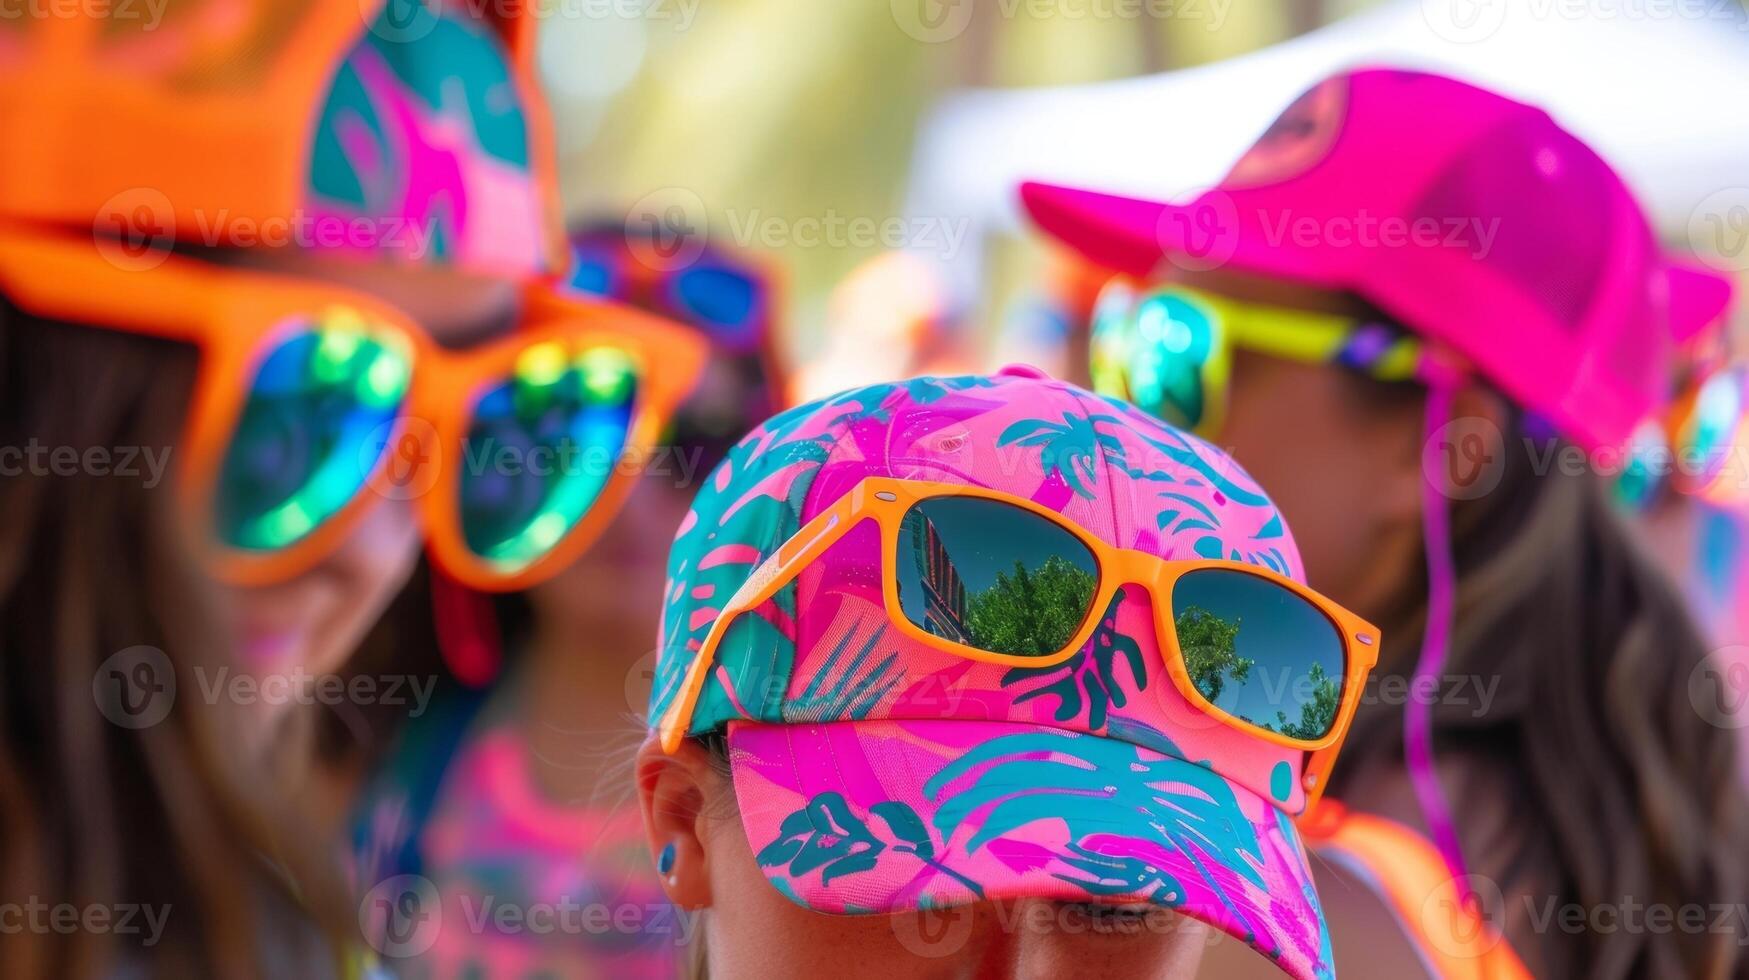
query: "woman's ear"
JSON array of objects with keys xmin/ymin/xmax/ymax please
[{"xmin": 636, "ymin": 735, "xmax": 719, "ymax": 910}]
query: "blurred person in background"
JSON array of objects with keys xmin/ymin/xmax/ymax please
[
  {"xmin": 793, "ymin": 250, "xmax": 975, "ymax": 402},
  {"xmin": 1025, "ymin": 68, "xmax": 1749, "ymax": 977},
  {"xmin": 0, "ymin": 1, "xmax": 700, "ymax": 974},
  {"xmin": 350, "ymin": 222, "xmax": 781, "ymax": 977}
]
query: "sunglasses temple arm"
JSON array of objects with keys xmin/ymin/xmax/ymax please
[{"xmin": 655, "ymin": 499, "xmax": 860, "ymax": 754}]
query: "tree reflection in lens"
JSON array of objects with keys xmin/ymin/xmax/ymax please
[
  {"xmin": 962, "ymin": 556, "xmax": 1096, "ymax": 656},
  {"xmin": 1171, "ymin": 572, "xmax": 1344, "ymax": 740},
  {"xmin": 897, "ymin": 499, "xmax": 1099, "ymax": 657},
  {"xmin": 1176, "ymin": 605, "xmax": 1254, "ymax": 702}
]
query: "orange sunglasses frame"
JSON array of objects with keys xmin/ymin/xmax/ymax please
[
  {"xmin": 0, "ymin": 223, "xmax": 706, "ymax": 592},
  {"xmin": 658, "ymin": 476, "xmax": 1380, "ymax": 806}
]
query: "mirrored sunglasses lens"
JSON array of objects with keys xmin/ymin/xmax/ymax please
[
  {"xmin": 215, "ymin": 311, "xmax": 412, "ymax": 551},
  {"xmin": 458, "ymin": 343, "xmax": 639, "ymax": 571},
  {"xmin": 1171, "ymin": 568, "xmax": 1346, "ymax": 740},
  {"xmin": 1089, "ymin": 279, "xmax": 1138, "ymax": 400},
  {"xmin": 1614, "ymin": 420, "xmax": 1668, "ymax": 511},
  {"xmin": 673, "ymin": 265, "xmax": 760, "ymax": 339},
  {"xmin": 1126, "ymin": 291, "xmax": 1217, "ymax": 432},
  {"xmin": 1682, "ymin": 366, "xmax": 1745, "ymax": 489},
  {"xmin": 568, "ymin": 255, "xmax": 618, "ymax": 297},
  {"xmin": 895, "ymin": 497, "xmax": 1099, "ymax": 657}
]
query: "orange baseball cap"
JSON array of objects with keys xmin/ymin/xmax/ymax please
[{"xmin": 0, "ymin": 0, "xmax": 564, "ymax": 279}]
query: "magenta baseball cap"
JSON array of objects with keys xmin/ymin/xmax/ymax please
[
  {"xmin": 651, "ymin": 367, "xmax": 1337, "ymax": 979},
  {"xmin": 1020, "ymin": 68, "xmax": 1734, "ymax": 453}
]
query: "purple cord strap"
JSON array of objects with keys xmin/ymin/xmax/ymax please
[{"xmin": 1411, "ymin": 381, "xmax": 1472, "ymax": 891}]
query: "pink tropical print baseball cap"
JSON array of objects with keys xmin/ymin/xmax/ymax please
[
  {"xmin": 1021, "ymin": 67, "xmax": 1735, "ymax": 454},
  {"xmin": 650, "ymin": 367, "xmax": 1337, "ymax": 980}
]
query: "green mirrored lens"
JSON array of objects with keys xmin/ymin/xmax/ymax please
[
  {"xmin": 1090, "ymin": 287, "xmax": 1217, "ymax": 431},
  {"xmin": 895, "ymin": 497, "xmax": 1099, "ymax": 656},
  {"xmin": 1614, "ymin": 420, "xmax": 1668, "ymax": 511},
  {"xmin": 1089, "ymin": 279, "xmax": 1137, "ymax": 401},
  {"xmin": 1684, "ymin": 366, "xmax": 1745, "ymax": 485},
  {"xmin": 216, "ymin": 311, "xmax": 412, "ymax": 551},
  {"xmin": 1172, "ymin": 568, "xmax": 1345, "ymax": 740},
  {"xmin": 459, "ymin": 343, "xmax": 639, "ymax": 571}
]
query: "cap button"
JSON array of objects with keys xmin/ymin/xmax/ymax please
[{"xmin": 995, "ymin": 363, "xmax": 1052, "ymax": 380}]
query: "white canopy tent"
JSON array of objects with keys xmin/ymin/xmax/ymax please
[{"xmin": 903, "ymin": 0, "xmax": 1749, "ymax": 300}]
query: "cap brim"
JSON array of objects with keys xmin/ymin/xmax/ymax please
[
  {"xmin": 728, "ymin": 719, "xmax": 1333, "ymax": 980},
  {"xmin": 1664, "ymin": 260, "xmax": 1735, "ymax": 344},
  {"xmin": 1018, "ymin": 180, "xmax": 1351, "ymax": 290},
  {"xmin": 1018, "ymin": 181, "xmax": 1178, "ymax": 278}
]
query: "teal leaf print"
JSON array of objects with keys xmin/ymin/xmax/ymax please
[
  {"xmin": 1054, "ymin": 842, "xmax": 1188, "ymax": 905},
  {"xmin": 757, "ymin": 793, "xmax": 983, "ymax": 896},
  {"xmin": 756, "ymin": 792, "xmax": 882, "ymax": 885},
  {"xmin": 788, "ymin": 622, "xmax": 903, "ymax": 721},
  {"xmin": 1090, "ymin": 403, "xmax": 1268, "ymax": 506},
  {"xmin": 901, "ymin": 375, "xmax": 998, "ymax": 405},
  {"xmin": 924, "ymin": 731, "xmax": 1267, "ymax": 892},
  {"xmin": 870, "ymin": 801, "xmax": 934, "ymax": 862},
  {"xmin": 998, "ymin": 412, "xmax": 1126, "ymax": 499},
  {"xmin": 1000, "ymin": 592, "xmax": 1146, "ymax": 730}
]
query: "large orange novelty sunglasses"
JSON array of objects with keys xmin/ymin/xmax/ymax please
[
  {"xmin": 0, "ymin": 224, "xmax": 706, "ymax": 592},
  {"xmin": 659, "ymin": 477, "xmax": 1379, "ymax": 805}
]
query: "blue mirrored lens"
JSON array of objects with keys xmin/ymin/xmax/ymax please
[
  {"xmin": 567, "ymin": 251, "xmax": 619, "ymax": 298},
  {"xmin": 1172, "ymin": 568, "xmax": 1345, "ymax": 739},
  {"xmin": 215, "ymin": 314, "xmax": 411, "ymax": 551},
  {"xmin": 458, "ymin": 344, "xmax": 638, "ymax": 570},
  {"xmin": 673, "ymin": 265, "xmax": 759, "ymax": 334},
  {"xmin": 896, "ymin": 497, "xmax": 1099, "ymax": 657},
  {"xmin": 1090, "ymin": 286, "xmax": 1219, "ymax": 432}
]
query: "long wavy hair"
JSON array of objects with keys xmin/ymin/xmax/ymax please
[
  {"xmin": 1331, "ymin": 387, "xmax": 1749, "ymax": 979},
  {"xmin": 0, "ymin": 305, "xmax": 353, "ymax": 977}
]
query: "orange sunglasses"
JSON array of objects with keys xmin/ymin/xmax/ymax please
[
  {"xmin": 0, "ymin": 224, "xmax": 706, "ymax": 592},
  {"xmin": 658, "ymin": 477, "xmax": 1379, "ymax": 805}
]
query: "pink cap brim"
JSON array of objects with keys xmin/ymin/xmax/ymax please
[
  {"xmin": 1018, "ymin": 181, "xmax": 1181, "ymax": 279},
  {"xmin": 1665, "ymin": 260, "xmax": 1735, "ymax": 344},
  {"xmin": 728, "ymin": 718, "xmax": 1333, "ymax": 980},
  {"xmin": 1018, "ymin": 180, "xmax": 1359, "ymax": 292}
]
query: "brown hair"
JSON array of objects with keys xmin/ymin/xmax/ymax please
[
  {"xmin": 0, "ymin": 306, "xmax": 353, "ymax": 977},
  {"xmin": 1333, "ymin": 398, "xmax": 1749, "ymax": 979}
]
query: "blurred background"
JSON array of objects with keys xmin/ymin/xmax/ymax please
[{"xmin": 541, "ymin": 0, "xmax": 1749, "ymax": 380}]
